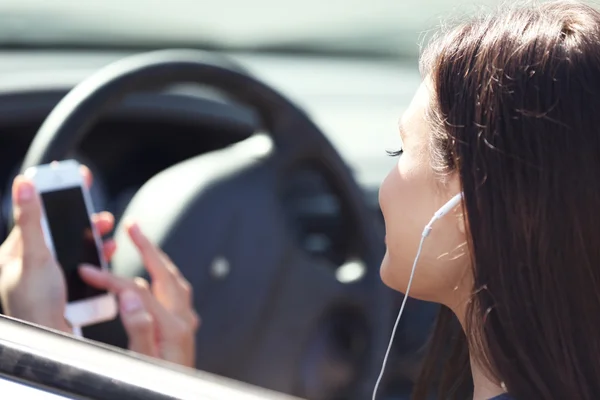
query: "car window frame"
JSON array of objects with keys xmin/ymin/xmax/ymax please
[
  {"xmin": 0, "ymin": 374, "xmax": 78, "ymax": 399},
  {"xmin": 0, "ymin": 314, "xmax": 301, "ymax": 400}
]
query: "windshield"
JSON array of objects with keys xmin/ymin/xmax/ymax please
[{"xmin": 1, "ymin": 0, "xmax": 502, "ymax": 56}]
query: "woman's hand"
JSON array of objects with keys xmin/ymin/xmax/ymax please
[
  {"xmin": 0, "ymin": 170, "xmax": 199, "ymax": 368},
  {"xmin": 79, "ymin": 221, "xmax": 200, "ymax": 368},
  {"xmin": 0, "ymin": 170, "xmax": 115, "ymax": 333}
]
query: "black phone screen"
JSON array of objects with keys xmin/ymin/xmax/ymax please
[{"xmin": 41, "ymin": 187, "xmax": 107, "ymax": 303}]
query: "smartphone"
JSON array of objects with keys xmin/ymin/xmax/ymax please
[{"xmin": 24, "ymin": 159, "xmax": 117, "ymax": 328}]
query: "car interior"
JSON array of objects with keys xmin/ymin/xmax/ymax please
[{"xmin": 0, "ymin": 1, "xmax": 470, "ymax": 399}]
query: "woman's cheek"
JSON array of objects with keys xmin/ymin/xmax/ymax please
[{"xmin": 379, "ymin": 160, "xmax": 405, "ymax": 214}]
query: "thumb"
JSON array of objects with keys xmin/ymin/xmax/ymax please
[
  {"xmin": 119, "ymin": 290, "xmax": 159, "ymax": 358},
  {"xmin": 12, "ymin": 176, "xmax": 48, "ymax": 259}
]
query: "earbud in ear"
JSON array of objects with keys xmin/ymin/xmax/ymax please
[{"xmin": 433, "ymin": 193, "xmax": 463, "ymax": 220}]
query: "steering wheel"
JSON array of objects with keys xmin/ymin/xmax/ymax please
[{"xmin": 20, "ymin": 50, "xmax": 395, "ymax": 400}]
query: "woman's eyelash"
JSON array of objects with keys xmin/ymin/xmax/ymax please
[{"xmin": 386, "ymin": 149, "xmax": 404, "ymax": 157}]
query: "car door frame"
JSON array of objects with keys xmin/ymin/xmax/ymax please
[{"xmin": 0, "ymin": 314, "xmax": 301, "ymax": 400}]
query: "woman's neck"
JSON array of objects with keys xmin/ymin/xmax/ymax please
[
  {"xmin": 470, "ymin": 357, "xmax": 506, "ymax": 400},
  {"xmin": 451, "ymin": 299, "xmax": 506, "ymax": 400}
]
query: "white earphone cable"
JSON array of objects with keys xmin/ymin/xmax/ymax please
[{"xmin": 371, "ymin": 218, "xmax": 435, "ymax": 400}]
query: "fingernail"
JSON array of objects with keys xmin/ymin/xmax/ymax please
[
  {"xmin": 120, "ymin": 290, "xmax": 143, "ymax": 313},
  {"xmin": 128, "ymin": 222, "xmax": 142, "ymax": 239},
  {"xmin": 129, "ymin": 222, "xmax": 140, "ymax": 234},
  {"xmin": 16, "ymin": 180, "xmax": 34, "ymax": 203}
]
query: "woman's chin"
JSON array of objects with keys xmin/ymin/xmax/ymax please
[
  {"xmin": 380, "ymin": 252, "xmax": 428, "ymax": 300},
  {"xmin": 379, "ymin": 252, "xmax": 404, "ymax": 291}
]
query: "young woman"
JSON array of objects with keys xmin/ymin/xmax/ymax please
[
  {"xmin": 379, "ymin": 0, "xmax": 600, "ymax": 398},
  {"xmin": 2, "ymin": 0, "xmax": 600, "ymax": 399}
]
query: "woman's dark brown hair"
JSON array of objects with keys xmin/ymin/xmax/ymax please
[{"xmin": 413, "ymin": 1, "xmax": 600, "ymax": 399}]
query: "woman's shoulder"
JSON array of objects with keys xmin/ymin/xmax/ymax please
[{"xmin": 489, "ymin": 395, "xmax": 514, "ymax": 400}]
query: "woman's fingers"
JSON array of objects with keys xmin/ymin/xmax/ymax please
[
  {"xmin": 92, "ymin": 212, "xmax": 114, "ymax": 236},
  {"xmin": 102, "ymin": 239, "xmax": 116, "ymax": 261},
  {"xmin": 91, "ymin": 212, "xmax": 115, "ymax": 260},
  {"xmin": 83, "ymin": 166, "xmax": 114, "ymax": 241},
  {"xmin": 0, "ymin": 228, "xmax": 21, "ymax": 262},
  {"xmin": 80, "ymin": 165, "xmax": 93, "ymax": 188},
  {"xmin": 88, "ymin": 211, "xmax": 115, "ymax": 262},
  {"xmin": 12, "ymin": 176, "xmax": 52, "ymax": 267},
  {"xmin": 118, "ymin": 289, "xmax": 159, "ymax": 358},
  {"xmin": 79, "ymin": 263, "xmax": 198, "ymax": 367},
  {"xmin": 78, "ymin": 265, "xmax": 172, "ymax": 321},
  {"xmin": 78, "ymin": 265, "xmax": 128, "ymax": 292},
  {"xmin": 186, "ymin": 309, "xmax": 201, "ymax": 332},
  {"xmin": 124, "ymin": 221, "xmax": 193, "ymax": 310},
  {"xmin": 124, "ymin": 221, "xmax": 172, "ymax": 282}
]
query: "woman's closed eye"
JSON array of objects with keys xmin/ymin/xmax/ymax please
[{"xmin": 386, "ymin": 149, "xmax": 404, "ymax": 157}]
